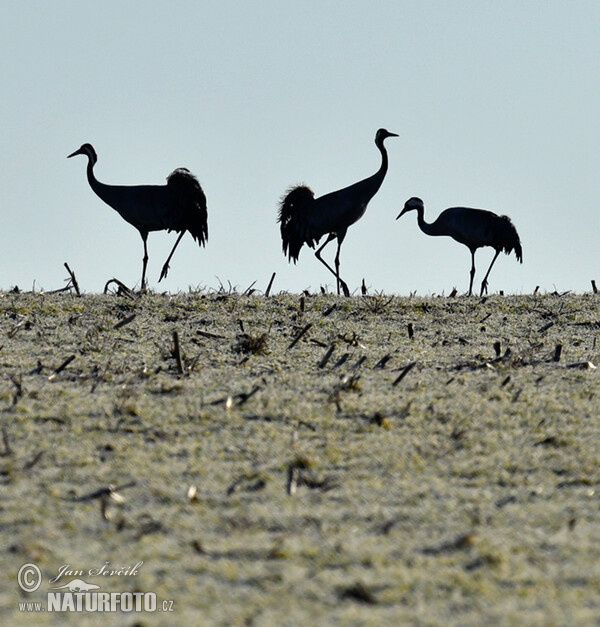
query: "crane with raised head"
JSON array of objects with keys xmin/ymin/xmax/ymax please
[
  {"xmin": 67, "ymin": 143, "xmax": 208, "ymax": 290},
  {"xmin": 397, "ymin": 196, "xmax": 522, "ymax": 296},
  {"xmin": 278, "ymin": 128, "xmax": 398, "ymax": 296}
]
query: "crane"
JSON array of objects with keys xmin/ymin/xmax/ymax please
[
  {"xmin": 67, "ymin": 143, "xmax": 208, "ymax": 290},
  {"xmin": 278, "ymin": 128, "xmax": 398, "ymax": 296},
  {"xmin": 397, "ymin": 196, "xmax": 522, "ymax": 296}
]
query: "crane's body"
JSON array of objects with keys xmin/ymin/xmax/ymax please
[
  {"xmin": 68, "ymin": 143, "xmax": 207, "ymax": 289},
  {"xmin": 87, "ymin": 181, "xmax": 178, "ymax": 232},
  {"xmin": 397, "ymin": 197, "xmax": 522, "ymax": 296},
  {"xmin": 278, "ymin": 128, "xmax": 398, "ymax": 296}
]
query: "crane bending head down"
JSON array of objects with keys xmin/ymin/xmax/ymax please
[{"xmin": 397, "ymin": 196, "xmax": 522, "ymax": 296}]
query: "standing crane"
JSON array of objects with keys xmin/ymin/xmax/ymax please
[
  {"xmin": 67, "ymin": 143, "xmax": 208, "ymax": 290},
  {"xmin": 397, "ymin": 197, "xmax": 522, "ymax": 296},
  {"xmin": 278, "ymin": 128, "xmax": 398, "ymax": 296}
]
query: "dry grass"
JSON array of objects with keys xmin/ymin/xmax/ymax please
[{"xmin": 0, "ymin": 289, "xmax": 598, "ymax": 624}]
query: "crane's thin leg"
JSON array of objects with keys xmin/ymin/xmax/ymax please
[
  {"xmin": 159, "ymin": 231, "xmax": 185, "ymax": 282},
  {"xmin": 314, "ymin": 234, "xmax": 338, "ymax": 288},
  {"xmin": 334, "ymin": 239, "xmax": 350, "ymax": 297},
  {"xmin": 480, "ymin": 249, "xmax": 501, "ymax": 296},
  {"xmin": 468, "ymin": 250, "xmax": 476, "ymax": 296},
  {"xmin": 141, "ymin": 233, "xmax": 149, "ymax": 291},
  {"xmin": 314, "ymin": 234, "xmax": 350, "ymax": 296}
]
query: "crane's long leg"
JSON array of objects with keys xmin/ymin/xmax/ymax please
[
  {"xmin": 314, "ymin": 234, "xmax": 350, "ymax": 296},
  {"xmin": 333, "ymin": 238, "xmax": 350, "ymax": 297},
  {"xmin": 480, "ymin": 249, "xmax": 501, "ymax": 296},
  {"xmin": 140, "ymin": 232, "xmax": 149, "ymax": 291},
  {"xmin": 159, "ymin": 231, "xmax": 185, "ymax": 282},
  {"xmin": 468, "ymin": 250, "xmax": 476, "ymax": 297},
  {"xmin": 314, "ymin": 234, "xmax": 338, "ymax": 288}
]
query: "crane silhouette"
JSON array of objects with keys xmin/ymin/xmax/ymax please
[
  {"xmin": 397, "ymin": 197, "xmax": 522, "ymax": 296},
  {"xmin": 278, "ymin": 128, "xmax": 398, "ymax": 296},
  {"xmin": 67, "ymin": 143, "xmax": 208, "ymax": 289}
]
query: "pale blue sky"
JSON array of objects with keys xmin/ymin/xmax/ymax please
[{"xmin": 1, "ymin": 1, "xmax": 598, "ymax": 294}]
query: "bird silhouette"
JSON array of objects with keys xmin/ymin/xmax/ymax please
[
  {"xmin": 278, "ymin": 128, "xmax": 398, "ymax": 296},
  {"xmin": 397, "ymin": 197, "xmax": 522, "ymax": 296},
  {"xmin": 67, "ymin": 143, "xmax": 208, "ymax": 289},
  {"xmin": 50, "ymin": 579, "xmax": 100, "ymax": 592}
]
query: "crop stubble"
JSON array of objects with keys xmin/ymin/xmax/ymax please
[{"xmin": 0, "ymin": 290, "xmax": 598, "ymax": 624}]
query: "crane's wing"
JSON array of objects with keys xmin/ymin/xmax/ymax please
[
  {"xmin": 278, "ymin": 185, "xmax": 319, "ymax": 262},
  {"xmin": 495, "ymin": 214, "xmax": 522, "ymax": 262},
  {"xmin": 166, "ymin": 168, "xmax": 208, "ymax": 246},
  {"xmin": 441, "ymin": 207, "xmax": 522, "ymax": 261}
]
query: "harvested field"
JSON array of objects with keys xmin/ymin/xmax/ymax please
[{"xmin": 0, "ymin": 289, "xmax": 598, "ymax": 625}]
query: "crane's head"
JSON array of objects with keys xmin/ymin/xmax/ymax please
[
  {"xmin": 67, "ymin": 143, "xmax": 97, "ymax": 164},
  {"xmin": 396, "ymin": 197, "xmax": 424, "ymax": 219},
  {"xmin": 375, "ymin": 128, "xmax": 398, "ymax": 146}
]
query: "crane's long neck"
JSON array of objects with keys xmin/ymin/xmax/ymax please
[
  {"xmin": 84, "ymin": 156, "xmax": 120, "ymax": 209},
  {"xmin": 85, "ymin": 157, "xmax": 103, "ymax": 195},
  {"xmin": 349, "ymin": 138, "xmax": 391, "ymax": 209},
  {"xmin": 368, "ymin": 139, "xmax": 390, "ymax": 197},
  {"xmin": 414, "ymin": 206, "xmax": 444, "ymax": 237}
]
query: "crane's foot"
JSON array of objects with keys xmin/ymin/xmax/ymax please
[
  {"xmin": 479, "ymin": 280, "xmax": 489, "ymax": 296},
  {"xmin": 159, "ymin": 263, "xmax": 170, "ymax": 282},
  {"xmin": 340, "ymin": 281, "xmax": 350, "ymax": 297}
]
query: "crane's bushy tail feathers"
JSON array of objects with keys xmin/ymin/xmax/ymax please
[
  {"xmin": 496, "ymin": 215, "xmax": 522, "ymax": 263},
  {"xmin": 277, "ymin": 185, "xmax": 317, "ymax": 262},
  {"xmin": 167, "ymin": 168, "xmax": 208, "ymax": 246}
]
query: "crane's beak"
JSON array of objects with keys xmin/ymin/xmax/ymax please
[
  {"xmin": 396, "ymin": 206, "xmax": 409, "ymax": 220},
  {"xmin": 67, "ymin": 148, "xmax": 82, "ymax": 159},
  {"xmin": 388, "ymin": 132, "xmax": 399, "ymax": 138}
]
